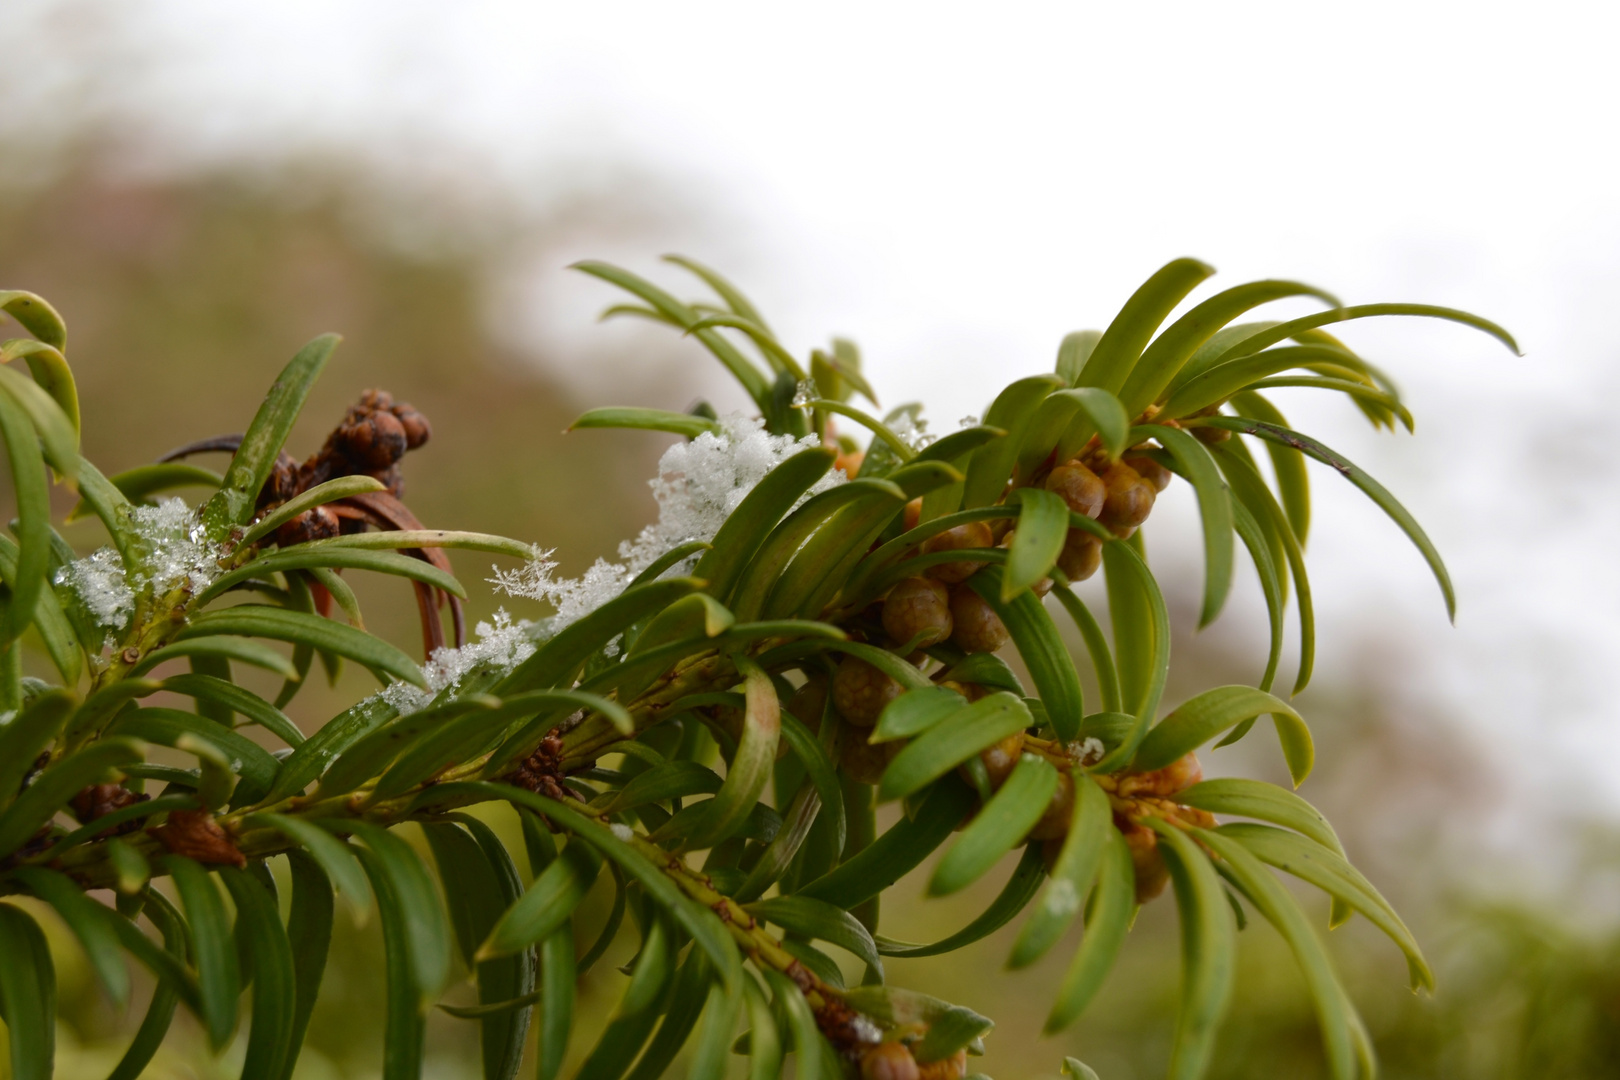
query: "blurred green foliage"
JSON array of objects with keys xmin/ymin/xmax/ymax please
[{"xmin": 1, "ymin": 156, "xmax": 1615, "ymax": 1080}]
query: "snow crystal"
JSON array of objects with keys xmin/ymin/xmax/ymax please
[
  {"xmin": 129, "ymin": 498, "xmax": 221, "ymax": 595},
  {"xmin": 848, "ymin": 1015, "xmax": 884, "ymax": 1045},
  {"xmin": 491, "ymin": 415, "xmax": 842, "ymax": 629},
  {"xmin": 791, "ymin": 378, "xmax": 818, "ymax": 409},
  {"xmin": 55, "ymin": 547, "xmax": 135, "ymax": 628},
  {"xmin": 959, "ymin": 414, "xmax": 980, "ymax": 428},
  {"xmin": 381, "ymin": 609, "xmax": 538, "ymax": 715},
  {"xmin": 888, "ymin": 409, "xmax": 935, "ymax": 452},
  {"xmin": 58, "ymin": 497, "xmax": 223, "ymax": 631},
  {"xmin": 1068, "ymin": 737, "xmax": 1106, "ymax": 765},
  {"xmin": 1045, "ymin": 877, "xmax": 1081, "ymax": 917},
  {"xmin": 609, "ymin": 823, "xmax": 634, "ymax": 842}
]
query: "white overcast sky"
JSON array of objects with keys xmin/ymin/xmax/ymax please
[{"xmin": 8, "ymin": 1, "xmax": 1620, "ymax": 831}]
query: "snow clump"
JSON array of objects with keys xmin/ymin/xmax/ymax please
[
  {"xmin": 489, "ymin": 415, "xmax": 844, "ymax": 629},
  {"xmin": 380, "ymin": 608, "xmax": 537, "ymax": 716},
  {"xmin": 56, "ymin": 497, "xmax": 221, "ymax": 631}
]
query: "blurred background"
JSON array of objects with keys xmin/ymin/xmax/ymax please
[{"xmin": 2, "ymin": 1, "xmax": 1618, "ymax": 1077}]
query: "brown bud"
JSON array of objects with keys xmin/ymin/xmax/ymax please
[
  {"xmin": 390, "ymin": 402, "xmax": 432, "ymax": 449},
  {"xmin": 949, "ymin": 586, "xmax": 1009, "ymax": 654},
  {"xmin": 1056, "ymin": 528, "xmax": 1102, "ymax": 583},
  {"xmin": 978, "ymin": 732, "xmax": 1026, "ymax": 788},
  {"xmin": 1099, "ymin": 462, "xmax": 1155, "ymax": 534},
  {"xmin": 903, "ymin": 497, "xmax": 922, "ymax": 532},
  {"xmin": 71, "ymin": 783, "xmax": 145, "ymax": 825},
  {"xmin": 1121, "ymin": 821, "xmax": 1169, "ymax": 902},
  {"xmin": 916, "ymin": 1049, "xmax": 968, "ymax": 1080},
  {"xmin": 1131, "ymin": 751, "xmax": 1203, "ymax": 797},
  {"xmin": 861, "ymin": 1042, "xmax": 920, "ymax": 1080},
  {"xmin": 920, "ymin": 521, "xmax": 995, "ymax": 584},
  {"xmin": 342, "ymin": 409, "xmax": 408, "ymax": 470},
  {"xmin": 882, "ymin": 576, "xmax": 953, "ymax": 650},
  {"xmin": 786, "ymin": 676, "xmax": 828, "ymax": 733},
  {"xmin": 835, "ymin": 449, "xmax": 866, "ymax": 478},
  {"xmin": 832, "ymin": 656, "xmax": 904, "ymax": 726},
  {"xmin": 1123, "ymin": 454, "xmax": 1172, "ymax": 492},
  {"xmin": 1025, "ymin": 769, "xmax": 1074, "ymax": 841},
  {"xmin": 840, "ymin": 727, "xmax": 903, "ymax": 785},
  {"xmin": 1044, "ymin": 460, "xmax": 1106, "ymax": 518},
  {"xmin": 274, "ymin": 503, "xmax": 340, "ymax": 548},
  {"xmin": 1192, "ymin": 425, "xmax": 1230, "ymax": 445},
  {"xmin": 149, "ymin": 810, "xmax": 247, "ymax": 868}
]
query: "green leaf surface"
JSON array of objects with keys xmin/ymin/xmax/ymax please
[
  {"xmin": 219, "ymin": 867, "xmax": 298, "ymax": 1080},
  {"xmin": 1117, "ymin": 279, "xmax": 1340, "ymax": 416},
  {"xmin": 279, "ymin": 849, "xmax": 335, "ymax": 1080},
  {"xmin": 9, "ymin": 866, "xmax": 129, "ymax": 1007},
  {"xmin": 798, "ymin": 775, "xmax": 976, "ymax": 909},
  {"xmin": 536, "ymin": 926, "xmax": 576, "ymax": 1080},
  {"xmin": 1149, "ymin": 821, "xmax": 1236, "ymax": 1080},
  {"xmin": 876, "ymin": 842, "xmax": 1046, "ymax": 957},
  {"xmin": 356, "ymin": 844, "xmax": 426, "ymax": 1080},
  {"xmin": 1177, "ymin": 778, "xmax": 1343, "ymax": 853},
  {"xmin": 1134, "ymin": 685, "xmax": 1312, "ymax": 786},
  {"xmin": 1229, "ymin": 391, "xmax": 1310, "ymax": 545},
  {"xmin": 1003, "ymin": 488, "xmax": 1070, "ymax": 600},
  {"xmin": 1199, "ymin": 415, "xmax": 1455, "ymax": 621},
  {"xmin": 1092, "ymin": 540, "xmax": 1170, "ymax": 772},
  {"xmin": 160, "ymin": 673, "xmax": 304, "ymax": 746},
  {"xmin": 1147, "ymin": 424, "xmax": 1235, "ymax": 626},
  {"xmin": 966, "ymin": 568, "xmax": 1085, "ymax": 741},
  {"xmin": 0, "ymin": 903, "xmax": 56, "ymax": 1080},
  {"xmin": 204, "ymin": 333, "xmax": 337, "ymax": 533},
  {"xmin": 167, "ymin": 855, "xmax": 241, "ymax": 1050},
  {"xmin": 1195, "ymin": 828, "xmax": 1363, "ymax": 1080},
  {"xmin": 108, "ymin": 708, "xmax": 279, "ymax": 806},
  {"xmin": 1049, "ymin": 587, "xmax": 1121, "ymax": 714},
  {"xmin": 570, "ymin": 406, "xmax": 724, "ymax": 439},
  {"xmin": 131, "ymin": 636, "xmax": 301, "ymax": 681},
  {"xmin": 245, "ymin": 813, "xmax": 374, "ymax": 922},
  {"xmin": 0, "ymin": 737, "xmax": 144, "ymax": 856},
  {"xmin": 931, "ymin": 754, "xmax": 1056, "ymax": 896},
  {"xmin": 0, "ymin": 290, "xmax": 67, "ymax": 349},
  {"xmin": 345, "ymin": 821, "xmax": 453, "ymax": 1004},
  {"xmin": 961, "ymin": 375, "xmax": 1063, "ymax": 508},
  {"xmin": 0, "ymin": 386, "xmax": 51, "ymax": 645},
  {"xmin": 264, "ymin": 695, "xmax": 394, "ymax": 801},
  {"xmin": 104, "ymin": 894, "xmax": 185, "ymax": 1080},
  {"xmin": 177, "ymin": 606, "xmax": 425, "ymax": 687},
  {"xmin": 479, "ymin": 839, "xmax": 601, "ymax": 960},
  {"xmin": 1051, "ymin": 386, "xmax": 1132, "ymax": 464},
  {"xmin": 499, "ymin": 576, "xmax": 703, "ymax": 694},
  {"xmin": 747, "ymin": 895, "xmax": 884, "ymax": 978},
  {"xmin": 1009, "ymin": 771, "xmax": 1110, "ymax": 969},
  {"xmin": 872, "ymin": 684, "xmax": 967, "ymax": 743},
  {"xmin": 1218, "ymin": 822, "xmax": 1432, "ymax": 991},
  {"xmin": 240, "ymin": 475, "xmax": 388, "ymax": 545},
  {"xmin": 0, "ymin": 688, "xmax": 76, "ymax": 812},
  {"xmin": 1046, "ymin": 829, "xmax": 1135, "ymax": 1033},
  {"xmin": 878, "ymin": 691, "xmax": 1032, "ymax": 802},
  {"xmin": 1077, "ymin": 259, "xmax": 1216, "ymax": 399}
]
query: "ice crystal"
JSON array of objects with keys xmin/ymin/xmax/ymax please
[
  {"xmin": 128, "ymin": 498, "xmax": 222, "ymax": 594},
  {"xmin": 609, "ymin": 823, "xmax": 634, "ymax": 842},
  {"xmin": 959, "ymin": 414, "xmax": 980, "ymax": 428},
  {"xmin": 55, "ymin": 547, "xmax": 135, "ymax": 629},
  {"xmin": 491, "ymin": 415, "xmax": 842, "ymax": 628},
  {"xmin": 381, "ymin": 608, "xmax": 538, "ymax": 715},
  {"xmin": 791, "ymin": 377, "xmax": 819, "ymax": 409},
  {"xmin": 1069, "ymin": 736, "xmax": 1106, "ymax": 765}
]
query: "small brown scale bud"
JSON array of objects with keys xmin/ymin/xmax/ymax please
[
  {"xmin": 1056, "ymin": 529, "xmax": 1102, "ymax": 582},
  {"xmin": 1025, "ymin": 769, "xmax": 1075, "ymax": 842},
  {"xmin": 835, "ymin": 449, "xmax": 866, "ymax": 478},
  {"xmin": 948, "ymin": 586, "xmax": 1009, "ymax": 654},
  {"xmin": 861, "ymin": 1042, "xmax": 920, "ymax": 1080},
  {"xmin": 903, "ymin": 497, "xmax": 922, "ymax": 532},
  {"xmin": 71, "ymin": 783, "xmax": 148, "ymax": 829},
  {"xmin": 1121, "ymin": 752, "xmax": 1203, "ymax": 798},
  {"xmin": 1124, "ymin": 453, "xmax": 1173, "ymax": 492},
  {"xmin": 273, "ymin": 503, "xmax": 341, "ymax": 548},
  {"xmin": 1098, "ymin": 462, "xmax": 1156, "ymax": 535},
  {"xmin": 786, "ymin": 676, "xmax": 828, "ymax": 732},
  {"xmin": 1044, "ymin": 460, "xmax": 1106, "ymax": 518},
  {"xmin": 916, "ymin": 1049, "xmax": 969, "ymax": 1080},
  {"xmin": 1121, "ymin": 820, "xmax": 1169, "ymax": 902},
  {"xmin": 920, "ymin": 521, "xmax": 994, "ymax": 584},
  {"xmin": 840, "ymin": 728, "xmax": 903, "ymax": 785},
  {"xmin": 976, "ymin": 732, "xmax": 1026, "ymax": 788},
  {"xmin": 149, "ymin": 810, "xmax": 248, "ymax": 868},
  {"xmin": 882, "ymin": 576, "xmax": 953, "ymax": 649},
  {"xmin": 832, "ymin": 657, "xmax": 904, "ymax": 726},
  {"xmin": 391, "ymin": 402, "xmax": 432, "ymax": 449}
]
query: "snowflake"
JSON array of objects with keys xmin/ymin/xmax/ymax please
[{"xmin": 56, "ymin": 497, "xmax": 223, "ymax": 630}]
